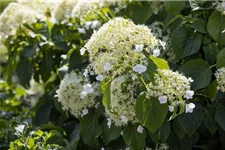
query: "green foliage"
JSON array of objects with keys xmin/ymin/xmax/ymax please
[
  {"xmin": 207, "ymin": 11, "xmax": 225, "ymax": 45},
  {"xmin": 136, "ymin": 92, "xmax": 168, "ymax": 132},
  {"xmin": 171, "ymin": 25, "xmax": 202, "ymax": 58},
  {"xmin": 1, "ymin": 1, "xmax": 225, "ymax": 150},
  {"xmin": 180, "ymin": 59, "xmax": 212, "ymax": 90},
  {"xmin": 123, "ymin": 124, "xmax": 147, "ymax": 150}
]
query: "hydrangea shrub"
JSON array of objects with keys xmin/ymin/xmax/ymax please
[{"xmin": 0, "ymin": 0, "xmax": 225, "ymax": 150}]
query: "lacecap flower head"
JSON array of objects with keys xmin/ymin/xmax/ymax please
[
  {"xmin": 215, "ymin": 67, "xmax": 225, "ymax": 92},
  {"xmin": 84, "ymin": 17, "xmax": 160, "ymax": 77},
  {"xmin": 105, "ymin": 74, "xmax": 142, "ymax": 126},
  {"xmin": 56, "ymin": 71, "xmax": 100, "ymax": 118},
  {"xmin": 148, "ymin": 69, "xmax": 194, "ymax": 104}
]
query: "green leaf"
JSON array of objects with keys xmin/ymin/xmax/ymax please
[
  {"xmin": 101, "ymin": 119, "xmax": 121, "ymax": 144},
  {"xmin": 216, "ymin": 48, "xmax": 225, "ymax": 69},
  {"xmin": 150, "ymin": 56, "xmax": 170, "ymax": 70},
  {"xmin": 101, "ymin": 79, "xmax": 112, "ymax": 109},
  {"xmin": 68, "ymin": 49, "xmax": 83, "ymax": 71},
  {"xmin": 180, "ymin": 59, "xmax": 212, "ymax": 90},
  {"xmin": 191, "ymin": 19, "xmax": 207, "ymax": 33},
  {"xmin": 35, "ymin": 103, "xmax": 52, "ymax": 125},
  {"xmin": 178, "ymin": 132, "xmax": 199, "ymax": 150},
  {"xmin": 0, "ymin": 119, "xmax": 7, "ymax": 129},
  {"xmin": 171, "ymin": 25, "xmax": 202, "ymax": 58},
  {"xmin": 27, "ymin": 138, "xmax": 35, "ymax": 148},
  {"xmin": 70, "ymin": 124, "xmax": 80, "ymax": 150},
  {"xmin": 178, "ymin": 104, "xmax": 203, "ymax": 137},
  {"xmin": 215, "ymin": 102, "xmax": 225, "ymax": 131},
  {"xmin": 207, "ymin": 11, "xmax": 225, "ymax": 45},
  {"xmin": 203, "ymin": 42, "xmax": 218, "ymax": 65},
  {"xmin": 149, "ymin": 121, "xmax": 171, "ymax": 143},
  {"xmin": 80, "ymin": 112, "xmax": 102, "ymax": 147},
  {"xmin": 207, "ymin": 81, "xmax": 218, "ymax": 102},
  {"xmin": 23, "ymin": 44, "xmax": 38, "ymax": 58},
  {"xmin": 203, "ymin": 108, "xmax": 219, "ymax": 135},
  {"xmin": 123, "ymin": 124, "xmax": 147, "ymax": 150},
  {"xmin": 163, "ymin": 1, "xmax": 185, "ymax": 13},
  {"xmin": 16, "ymin": 59, "xmax": 33, "ymax": 87},
  {"xmin": 46, "ymin": 130, "xmax": 65, "ymax": 146},
  {"xmin": 135, "ymin": 92, "xmax": 168, "ymax": 132},
  {"xmin": 142, "ymin": 59, "xmax": 157, "ymax": 82},
  {"xmin": 125, "ymin": 1, "xmax": 153, "ymax": 24},
  {"xmin": 173, "ymin": 118, "xmax": 185, "ymax": 139}
]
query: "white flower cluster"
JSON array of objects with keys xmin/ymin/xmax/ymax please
[
  {"xmin": 72, "ymin": 0, "xmax": 127, "ymax": 20},
  {"xmin": 147, "ymin": 69, "xmax": 195, "ymax": 113},
  {"xmin": 0, "ymin": 3, "xmax": 41, "ymax": 41},
  {"xmin": 148, "ymin": 69, "xmax": 194, "ymax": 102},
  {"xmin": 56, "ymin": 71, "xmax": 100, "ymax": 118},
  {"xmin": 84, "ymin": 17, "xmax": 160, "ymax": 77},
  {"xmin": 18, "ymin": 0, "xmax": 57, "ymax": 16},
  {"xmin": 215, "ymin": 67, "xmax": 225, "ymax": 92},
  {"xmin": 105, "ymin": 75, "xmax": 140, "ymax": 126},
  {"xmin": 53, "ymin": 0, "xmax": 78, "ymax": 21}
]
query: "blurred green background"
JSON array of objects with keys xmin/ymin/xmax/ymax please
[{"xmin": 0, "ymin": 0, "xmax": 15, "ymax": 13}]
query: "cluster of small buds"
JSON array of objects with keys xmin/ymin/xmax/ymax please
[
  {"xmin": 84, "ymin": 17, "xmax": 160, "ymax": 77},
  {"xmin": 56, "ymin": 71, "xmax": 100, "ymax": 118},
  {"xmin": 215, "ymin": 67, "xmax": 225, "ymax": 92},
  {"xmin": 147, "ymin": 69, "xmax": 195, "ymax": 113}
]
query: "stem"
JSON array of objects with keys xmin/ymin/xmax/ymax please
[
  {"xmin": 209, "ymin": 64, "xmax": 216, "ymax": 68},
  {"xmin": 138, "ymin": 75, "xmax": 148, "ymax": 91},
  {"xmin": 195, "ymin": 93, "xmax": 210, "ymax": 98}
]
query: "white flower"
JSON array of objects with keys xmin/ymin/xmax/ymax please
[
  {"xmin": 80, "ymin": 48, "xmax": 86, "ymax": 55},
  {"xmin": 83, "ymin": 69, "xmax": 88, "ymax": 77},
  {"xmin": 90, "ymin": 71, "xmax": 95, "ymax": 75},
  {"xmin": 121, "ymin": 115, "xmax": 128, "ymax": 124},
  {"xmin": 158, "ymin": 95, "xmax": 167, "ymax": 104},
  {"xmin": 82, "ymin": 109, "xmax": 89, "ymax": 117},
  {"xmin": 96, "ymin": 74, "xmax": 104, "ymax": 81},
  {"xmin": 84, "ymin": 21, "xmax": 92, "ymax": 29},
  {"xmin": 104, "ymin": 62, "xmax": 111, "ymax": 71},
  {"xmin": 83, "ymin": 84, "xmax": 94, "ymax": 94},
  {"xmin": 101, "ymin": 148, "xmax": 105, "ymax": 150},
  {"xmin": 222, "ymin": 2, "xmax": 225, "ymax": 10},
  {"xmin": 91, "ymin": 20, "xmax": 100, "ymax": 29},
  {"xmin": 185, "ymin": 103, "xmax": 195, "ymax": 113},
  {"xmin": 78, "ymin": 28, "xmax": 86, "ymax": 34},
  {"xmin": 134, "ymin": 44, "xmax": 144, "ymax": 52},
  {"xmin": 133, "ymin": 64, "xmax": 147, "ymax": 74},
  {"xmin": 188, "ymin": 77, "xmax": 194, "ymax": 82},
  {"xmin": 137, "ymin": 125, "xmax": 144, "ymax": 133},
  {"xmin": 61, "ymin": 55, "xmax": 67, "ymax": 59},
  {"xmin": 185, "ymin": 90, "xmax": 194, "ymax": 99},
  {"xmin": 107, "ymin": 118, "xmax": 112, "ymax": 128},
  {"xmin": 28, "ymin": 31, "xmax": 36, "ymax": 38},
  {"xmin": 159, "ymin": 40, "xmax": 166, "ymax": 50},
  {"xmin": 168, "ymin": 105, "xmax": 174, "ymax": 112},
  {"xmin": 153, "ymin": 48, "xmax": 160, "ymax": 57},
  {"xmin": 15, "ymin": 124, "xmax": 25, "ymax": 135},
  {"xmin": 80, "ymin": 91, "xmax": 87, "ymax": 99}
]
